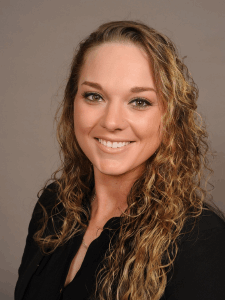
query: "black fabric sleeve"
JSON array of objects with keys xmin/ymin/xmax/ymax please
[
  {"xmin": 16, "ymin": 200, "xmax": 42, "ymax": 279},
  {"xmin": 164, "ymin": 209, "xmax": 225, "ymax": 300},
  {"xmin": 15, "ymin": 182, "xmax": 60, "ymax": 285}
]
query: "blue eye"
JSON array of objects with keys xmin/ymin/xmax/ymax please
[{"xmin": 81, "ymin": 92, "xmax": 152, "ymax": 110}]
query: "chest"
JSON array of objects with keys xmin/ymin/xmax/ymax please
[{"xmin": 64, "ymin": 224, "xmax": 104, "ymax": 287}]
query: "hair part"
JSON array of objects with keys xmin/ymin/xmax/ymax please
[{"xmin": 34, "ymin": 20, "xmax": 215, "ymax": 300}]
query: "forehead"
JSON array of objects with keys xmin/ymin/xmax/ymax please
[{"xmin": 78, "ymin": 42, "xmax": 155, "ymax": 89}]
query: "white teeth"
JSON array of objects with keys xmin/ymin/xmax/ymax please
[{"xmin": 98, "ymin": 139, "xmax": 131, "ymax": 148}]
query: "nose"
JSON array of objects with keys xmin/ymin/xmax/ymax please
[{"xmin": 100, "ymin": 99, "xmax": 127, "ymax": 131}]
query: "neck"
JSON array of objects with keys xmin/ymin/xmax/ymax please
[
  {"xmin": 89, "ymin": 163, "xmax": 145, "ymax": 224},
  {"xmin": 91, "ymin": 191, "xmax": 126, "ymax": 224}
]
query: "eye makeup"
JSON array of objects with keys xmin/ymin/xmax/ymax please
[{"xmin": 81, "ymin": 91, "xmax": 153, "ymax": 110}]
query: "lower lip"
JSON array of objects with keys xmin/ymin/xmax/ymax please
[{"xmin": 94, "ymin": 138, "xmax": 134, "ymax": 153}]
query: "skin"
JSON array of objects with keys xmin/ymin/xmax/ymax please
[{"xmin": 74, "ymin": 42, "xmax": 164, "ymax": 226}]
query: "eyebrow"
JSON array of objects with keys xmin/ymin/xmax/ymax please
[{"xmin": 81, "ymin": 81, "xmax": 156, "ymax": 93}]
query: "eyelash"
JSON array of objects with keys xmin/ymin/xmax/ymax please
[{"xmin": 81, "ymin": 92, "xmax": 153, "ymax": 110}]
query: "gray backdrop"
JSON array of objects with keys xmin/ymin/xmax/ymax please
[{"xmin": 1, "ymin": 0, "xmax": 224, "ymax": 299}]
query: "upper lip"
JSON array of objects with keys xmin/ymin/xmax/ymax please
[{"xmin": 95, "ymin": 137, "xmax": 134, "ymax": 143}]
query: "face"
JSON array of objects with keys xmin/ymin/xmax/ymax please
[{"xmin": 74, "ymin": 42, "xmax": 163, "ymax": 178}]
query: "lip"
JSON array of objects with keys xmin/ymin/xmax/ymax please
[
  {"xmin": 95, "ymin": 136, "xmax": 134, "ymax": 143},
  {"xmin": 94, "ymin": 138, "xmax": 135, "ymax": 153}
]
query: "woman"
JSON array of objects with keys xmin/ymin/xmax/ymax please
[{"xmin": 15, "ymin": 21, "xmax": 225, "ymax": 300}]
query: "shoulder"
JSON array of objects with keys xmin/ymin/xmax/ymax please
[
  {"xmin": 28, "ymin": 181, "xmax": 61, "ymax": 243},
  {"xmin": 178, "ymin": 205, "xmax": 225, "ymax": 266},
  {"xmin": 35, "ymin": 181, "xmax": 60, "ymax": 211},
  {"xmin": 180, "ymin": 204, "xmax": 225, "ymax": 245},
  {"xmin": 32, "ymin": 181, "xmax": 60, "ymax": 216},
  {"xmin": 165, "ymin": 205, "xmax": 225, "ymax": 299},
  {"xmin": 194, "ymin": 204, "xmax": 225, "ymax": 230},
  {"xmin": 16, "ymin": 182, "xmax": 61, "ymax": 279}
]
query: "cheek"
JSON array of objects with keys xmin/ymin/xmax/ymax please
[
  {"xmin": 74, "ymin": 101, "xmax": 86, "ymax": 137},
  {"xmin": 74, "ymin": 100, "xmax": 94, "ymax": 137},
  {"xmin": 139, "ymin": 116, "xmax": 163, "ymax": 153},
  {"xmin": 136, "ymin": 111, "xmax": 162, "ymax": 140}
]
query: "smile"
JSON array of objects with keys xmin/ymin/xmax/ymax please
[
  {"xmin": 94, "ymin": 138, "xmax": 135, "ymax": 154},
  {"xmin": 96, "ymin": 138, "xmax": 132, "ymax": 148}
]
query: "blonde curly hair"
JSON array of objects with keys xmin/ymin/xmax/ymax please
[{"xmin": 34, "ymin": 20, "xmax": 215, "ymax": 300}]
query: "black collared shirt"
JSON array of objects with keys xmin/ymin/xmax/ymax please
[
  {"xmin": 15, "ymin": 183, "xmax": 225, "ymax": 300},
  {"xmin": 60, "ymin": 217, "xmax": 120, "ymax": 300}
]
